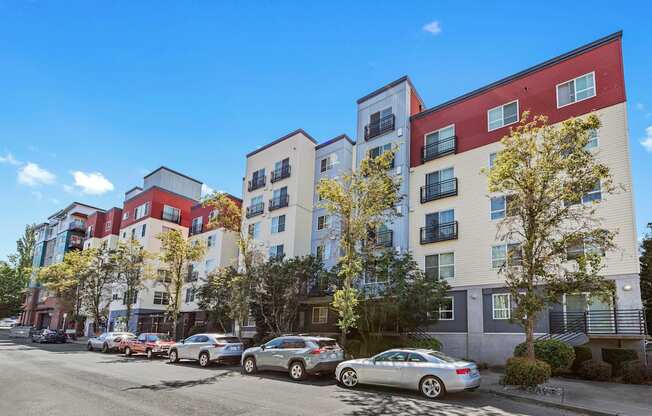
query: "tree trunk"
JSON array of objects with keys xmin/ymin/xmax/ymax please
[{"xmin": 525, "ymin": 318, "xmax": 536, "ymax": 361}]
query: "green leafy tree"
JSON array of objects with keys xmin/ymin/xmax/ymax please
[
  {"xmin": 0, "ymin": 224, "xmax": 36, "ymax": 317},
  {"xmin": 317, "ymin": 148, "xmax": 402, "ymax": 344},
  {"xmin": 356, "ymin": 250, "xmax": 449, "ymax": 354},
  {"xmin": 158, "ymin": 229, "xmax": 206, "ymax": 339},
  {"xmin": 80, "ymin": 247, "xmax": 117, "ymax": 334},
  {"xmin": 485, "ymin": 113, "xmax": 616, "ymax": 362},
  {"xmin": 113, "ymin": 239, "xmax": 152, "ymax": 330},
  {"xmin": 249, "ymin": 255, "xmax": 325, "ymax": 338},
  {"xmin": 196, "ymin": 266, "xmax": 239, "ymax": 333},
  {"xmin": 8, "ymin": 224, "xmax": 36, "ymax": 287},
  {"xmin": 640, "ymin": 223, "xmax": 652, "ymax": 334}
]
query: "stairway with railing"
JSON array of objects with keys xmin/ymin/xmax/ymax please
[{"xmin": 538, "ymin": 309, "xmax": 646, "ymax": 346}]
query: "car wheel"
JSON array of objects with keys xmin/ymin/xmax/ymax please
[
  {"xmin": 169, "ymin": 349, "xmax": 179, "ymax": 363},
  {"xmin": 87, "ymin": 343, "xmax": 93, "ymax": 351},
  {"xmin": 102, "ymin": 343, "xmax": 109, "ymax": 353},
  {"xmin": 146, "ymin": 349, "xmax": 153, "ymax": 359},
  {"xmin": 339, "ymin": 368, "xmax": 358, "ymax": 388},
  {"xmin": 243, "ymin": 356, "xmax": 257, "ymax": 374},
  {"xmin": 124, "ymin": 347, "xmax": 132, "ymax": 356},
  {"xmin": 199, "ymin": 352, "xmax": 211, "ymax": 367},
  {"xmin": 420, "ymin": 376, "xmax": 446, "ymax": 399},
  {"xmin": 289, "ymin": 361, "xmax": 306, "ymax": 381}
]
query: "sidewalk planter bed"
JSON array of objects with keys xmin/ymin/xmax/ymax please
[
  {"xmin": 503, "ymin": 357, "xmax": 551, "ymax": 387},
  {"xmin": 577, "ymin": 360, "xmax": 612, "ymax": 381},
  {"xmin": 513, "ymin": 339, "xmax": 575, "ymax": 375},
  {"xmin": 621, "ymin": 360, "xmax": 649, "ymax": 384},
  {"xmin": 601, "ymin": 348, "xmax": 637, "ymax": 376},
  {"xmin": 571, "ymin": 346, "xmax": 592, "ymax": 373}
]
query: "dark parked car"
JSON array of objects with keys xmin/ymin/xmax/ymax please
[{"xmin": 31, "ymin": 329, "xmax": 67, "ymax": 344}]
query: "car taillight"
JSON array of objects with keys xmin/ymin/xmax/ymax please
[
  {"xmin": 456, "ymin": 368, "xmax": 471, "ymax": 375},
  {"xmin": 309, "ymin": 348, "xmax": 327, "ymax": 355},
  {"xmin": 213, "ymin": 343, "xmax": 225, "ymax": 348}
]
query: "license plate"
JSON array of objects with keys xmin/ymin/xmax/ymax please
[
  {"xmin": 227, "ymin": 346, "xmax": 241, "ymax": 351},
  {"xmin": 329, "ymin": 353, "xmax": 337, "ymax": 359}
]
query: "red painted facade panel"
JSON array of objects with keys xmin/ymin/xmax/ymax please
[
  {"xmin": 410, "ymin": 37, "xmax": 625, "ymax": 167},
  {"xmin": 410, "ymin": 87, "xmax": 424, "ymax": 116},
  {"xmin": 189, "ymin": 194, "xmax": 242, "ymax": 234},
  {"xmin": 120, "ymin": 187, "xmax": 196, "ymax": 229}
]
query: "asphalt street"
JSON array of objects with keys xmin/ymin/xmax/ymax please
[{"xmin": 0, "ymin": 331, "xmax": 584, "ymax": 416}]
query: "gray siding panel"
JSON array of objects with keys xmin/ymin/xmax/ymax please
[
  {"xmin": 425, "ymin": 290, "xmax": 468, "ymax": 332},
  {"xmin": 482, "ymin": 287, "xmax": 549, "ymax": 333}
]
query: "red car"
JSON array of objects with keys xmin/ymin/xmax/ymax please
[{"xmin": 124, "ymin": 333, "xmax": 175, "ymax": 359}]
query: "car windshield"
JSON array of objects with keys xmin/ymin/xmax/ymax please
[
  {"xmin": 427, "ymin": 351, "xmax": 460, "ymax": 363},
  {"xmin": 216, "ymin": 337, "xmax": 240, "ymax": 343},
  {"xmin": 315, "ymin": 340, "xmax": 339, "ymax": 349}
]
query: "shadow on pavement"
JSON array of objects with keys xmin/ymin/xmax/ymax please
[
  {"xmin": 245, "ymin": 370, "xmax": 337, "ymax": 387},
  {"xmin": 121, "ymin": 371, "xmax": 235, "ymax": 392}
]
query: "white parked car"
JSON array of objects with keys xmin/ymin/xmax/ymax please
[
  {"xmin": 169, "ymin": 333, "xmax": 244, "ymax": 367},
  {"xmin": 0, "ymin": 318, "xmax": 19, "ymax": 330},
  {"xmin": 335, "ymin": 348, "xmax": 481, "ymax": 399},
  {"xmin": 87, "ymin": 332, "xmax": 135, "ymax": 353}
]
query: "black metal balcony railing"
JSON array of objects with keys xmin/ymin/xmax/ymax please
[
  {"xmin": 422, "ymin": 136, "xmax": 457, "ymax": 162},
  {"xmin": 189, "ymin": 223, "xmax": 203, "ymax": 236},
  {"xmin": 375, "ymin": 230, "xmax": 393, "ymax": 247},
  {"xmin": 420, "ymin": 221, "xmax": 458, "ymax": 244},
  {"xmin": 162, "ymin": 212, "xmax": 181, "ymax": 224},
  {"xmin": 421, "ymin": 178, "xmax": 458, "ymax": 203},
  {"xmin": 68, "ymin": 220, "xmax": 86, "ymax": 232},
  {"xmin": 271, "ymin": 165, "xmax": 291, "ymax": 183},
  {"xmin": 365, "ymin": 114, "xmax": 395, "ymax": 141},
  {"xmin": 269, "ymin": 194, "xmax": 289, "ymax": 211},
  {"xmin": 245, "ymin": 202, "xmax": 264, "ymax": 218},
  {"xmin": 248, "ymin": 176, "xmax": 266, "ymax": 192},
  {"xmin": 549, "ymin": 310, "xmax": 647, "ymax": 337}
]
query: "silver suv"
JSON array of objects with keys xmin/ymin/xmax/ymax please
[
  {"xmin": 241, "ymin": 336, "xmax": 344, "ymax": 381},
  {"xmin": 169, "ymin": 333, "xmax": 244, "ymax": 367}
]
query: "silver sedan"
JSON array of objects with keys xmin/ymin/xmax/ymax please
[
  {"xmin": 87, "ymin": 332, "xmax": 135, "ymax": 353},
  {"xmin": 335, "ymin": 348, "xmax": 481, "ymax": 399}
]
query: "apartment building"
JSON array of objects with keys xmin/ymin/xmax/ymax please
[
  {"xmin": 20, "ymin": 202, "xmax": 105, "ymax": 330},
  {"xmin": 241, "ymin": 129, "xmax": 317, "ymax": 261},
  {"xmin": 83, "ymin": 207, "xmax": 123, "ymax": 250},
  {"xmin": 408, "ymin": 31, "xmax": 641, "ymax": 364}
]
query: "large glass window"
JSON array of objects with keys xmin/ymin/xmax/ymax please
[
  {"xmin": 488, "ymin": 101, "xmax": 518, "ymax": 131},
  {"xmin": 312, "ymin": 307, "xmax": 328, "ymax": 324},
  {"xmin": 492, "ymin": 293, "xmax": 511, "ymax": 319},
  {"xmin": 271, "ymin": 215, "xmax": 286, "ymax": 233},
  {"xmin": 425, "ymin": 253, "xmax": 455, "ymax": 280},
  {"xmin": 134, "ymin": 202, "xmax": 150, "ymax": 220},
  {"xmin": 162, "ymin": 205, "xmax": 180, "ymax": 223},
  {"xmin": 557, "ymin": 72, "xmax": 596, "ymax": 107},
  {"xmin": 438, "ymin": 296, "xmax": 454, "ymax": 320}
]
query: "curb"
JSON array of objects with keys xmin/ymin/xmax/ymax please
[{"xmin": 483, "ymin": 388, "xmax": 619, "ymax": 416}]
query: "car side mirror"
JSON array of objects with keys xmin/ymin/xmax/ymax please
[
  {"xmin": 181, "ymin": 339, "xmax": 185, "ymax": 344},
  {"xmin": 260, "ymin": 345, "xmax": 266, "ymax": 350}
]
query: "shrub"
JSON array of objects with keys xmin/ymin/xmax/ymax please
[
  {"xmin": 503, "ymin": 357, "xmax": 551, "ymax": 387},
  {"xmin": 621, "ymin": 360, "xmax": 647, "ymax": 384},
  {"xmin": 577, "ymin": 360, "xmax": 612, "ymax": 381},
  {"xmin": 344, "ymin": 339, "xmax": 362, "ymax": 358},
  {"xmin": 408, "ymin": 338, "xmax": 442, "ymax": 351},
  {"xmin": 602, "ymin": 348, "xmax": 638, "ymax": 376},
  {"xmin": 513, "ymin": 339, "xmax": 575, "ymax": 374},
  {"xmin": 571, "ymin": 346, "xmax": 593, "ymax": 372}
]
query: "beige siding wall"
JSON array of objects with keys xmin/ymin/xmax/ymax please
[{"xmin": 409, "ymin": 102, "xmax": 639, "ymax": 289}]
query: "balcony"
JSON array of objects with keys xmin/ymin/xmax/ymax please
[
  {"xmin": 248, "ymin": 176, "xmax": 266, "ymax": 192},
  {"xmin": 375, "ymin": 230, "xmax": 393, "ymax": 247},
  {"xmin": 271, "ymin": 165, "xmax": 291, "ymax": 183},
  {"xmin": 420, "ymin": 221, "xmax": 458, "ymax": 244},
  {"xmin": 68, "ymin": 220, "xmax": 86, "ymax": 232},
  {"xmin": 269, "ymin": 194, "xmax": 289, "ymax": 211},
  {"xmin": 364, "ymin": 114, "xmax": 395, "ymax": 141},
  {"xmin": 161, "ymin": 212, "xmax": 181, "ymax": 224},
  {"xmin": 189, "ymin": 224, "xmax": 203, "ymax": 236},
  {"xmin": 245, "ymin": 202, "xmax": 264, "ymax": 218},
  {"xmin": 422, "ymin": 136, "xmax": 457, "ymax": 162},
  {"xmin": 541, "ymin": 310, "xmax": 647, "ymax": 345},
  {"xmin": 420, "ymin": 178, "xmax": 458, "ymax": 203}
]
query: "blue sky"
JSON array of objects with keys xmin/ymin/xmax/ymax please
[{"xmin": 1, "ymin": 1, "xmax": 651, "ymax": 259}]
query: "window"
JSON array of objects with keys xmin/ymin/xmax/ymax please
[
  {"xmin": 105, "ymin": 221, "xmax": 112, "ymax": 232},
  {"xmin": 185, "ymin": 288, "xmax": 195, "ymax": 303},
  {"xmin": 557, "ymin": 72, "xmax": 595, "ymax": 107},
  {"xmin": 208, "ymin": 209, "xmax": 219, "ymax": 221},
  {"xmin": 274, "ymin": 158, "xmax": 289, "ymax": 173},
  {"xmin": 207, "ymin": 235, "xmax": 215, "ymax": 247},
  {"xmin": 488, "ymin": 100, "xmax": 518, "ymax": 131},
  {"xmin": 375, "ymin": 351, "xmax": 408, "ymax": 362},
  {"xmin": 131, "ymin": 228, "xmax": 136, "ymax": 240},
  {"xmin": 582, "ymin": 181, "xmax": 602, "ymax": 203},
  {"xmin": 492, "ymin": 293, "xmax": 511, "ymax": 319},
  {"xmin": 122, "ymin": 212, "xmax": 129, "ymax": 221},
  {"xmin": 425, "ymin": 253, "xmax": 455, "ymax": 280},
  {"xmin": 162, "ymin": 205, "xmax": 180, "ymax": 223},
  {"xmin": 316, "ymin": 243, "xmax": 331, "ymax": 260},
  {"xmin": 111, "ymin": 293, "xmax": 119, "ymax": 301},
  {"xmin": 317, "ymin": 215, "xmax": 330, "ymax": 230},
  {"xmin": 492, "ymin": 243, "xmax": 522, "ymax": 269},
  {"xmin": 134, "ymin": 202, "xmax": 150, "ymax": 220},
  {"xmin": 320, "ymin": 156, "xmax": 333, "ymax": 173},
  {"xmin": 489, "ymin": 152, "xmax": 497, "ymax": 169},
  {"xmin": 122, "ymin": 232, "xmax": 126, "ymax": 239},
  {"xmin": 424, "ymin": 125, "xmax": 455, "ymax": 155},
  {"xmin": 586, "ymin": 129, "xmax": 598, "ymax": 149},
  {"xmin": 191, "ymin": 217, "xmax": 203, "ymax": 234},
  {"xmin": 490, "ymin": 195, "xmax": 515, "ymax": 220},
  {"xmin": 205, "ymin": 259, "xmax": 216, "ymax": 273},
  {"xmin": 251, "ymin": 195, "xmax": 263, "ymax": 206},
  {"xmin": 408, "ymin": 353, "xmax": 427, "ymax": 362},
  {"xmin": 141, "ymin": 224, "xmax": 146, "ymax": 237},
  {"xmin": 122, "ymin": 290, "xmax": 138, "ymax": 305},
  {"xmin": 312, "ymin": 307, "xmax": 328, "ymax": 324},
  {"xmin": 269, "ymin": 244, "xmax": 284, "ymax": 259},
  {"xmin": 153, "ymin": 291, "xmax": 169, "ymax": 305},
  {"xmin": 369, "ymin": 143, "xmax": 393, "ymax": 165},
  {"xmin": 157, "ymin": 269, "xmax": 172, "ymax": 283},
  {"xmin": 439, "ymin": 297, "xmax": 454, "ymax": 320},
  {"xmin": 86, "ymin": 226, "xmax": 93, "ymax": 239},
  {"xmin": 271, "ymin": 215, "xmax": 286, "ymax": 233},
  {"xmin": 567, "ymin": 239, "xmax": 605, "ymax": 260},
  {"xmin": 248, "ymin": 222, "xmax": 260, "ymax": 239}
]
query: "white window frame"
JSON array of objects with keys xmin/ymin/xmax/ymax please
[
  {"xmin": 320, "ymin": 156, "xmax": 333, "ymax": 173},
  {"xmin": 153, "ymin": 291, "xmax": 169, "ymax": 305},
  {"xmin": 490, "ymin": 196, "xmax": 506, "ymax": 220},
  {"xmin": 425, "ymin": 252, "xmax": 455, "ymax": 281},
  {"xmin": 438, "ymin": 296, "xmax": 454, "ymax": 320},
  {"xmin": 162, "ymin": 205, "xmax": 180, "ymax": 223},
  {"xmin": 207, "ymin": 234, "xmax": 214, "ymax": 248},
  {"xmin": 312, "ymin": 306, "xmax": 328, "ymax": 324},
  {"xmin": 487, "ymin": 100, "xmax": 519, "ymax": 131},
  {"xmin": 134, "ymin": 202, "xmax": 150, "ymax": 220},
  {"xmin": 586, "ymin": 129, "xmax": 599, "ymax": 150},
  {"xmin": 122, "ymin": 212, "xmax": 129, "ymax": 221},
  {"xmin": 317, "ymin": 215, "xmax": 330, "ymax": 230},
  {"xmin": 271, "ymin": 215, "xmax": 285, "ymax": 234},
  {"xmin": 191, "ymin": 216, "xmax": 203, "ymax": 231},
  {"xmin": 248, "ymin": 222, "xmax": 261, "ymax": 239},
  {"xmin": 489, "ymin": 152, "xmax": 497, "ymax": 169},
  {"xmin": 423, "ymin": 124, "xmax": 456, "ymax": 146},
  {"xmin": 208, "ymin": 209, "xmax": 219, "ymax": 221},
  {"xmin": 492, "ymin": 293, "xmax": 511, "ymax": 320},
  {"xmin": 582, "ymin": 181, "xmax": 602, "ymax": 203},
  {"xmin": 556, "ymin": 72, "xmax": 596, "ymax": 108},
  {"xmin": 492, "ymin": 243, "xmax": 522, "ymax": 269}
]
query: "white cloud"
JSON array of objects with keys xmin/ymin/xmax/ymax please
[
  {"xmin": 70, "ymin": 171, "xmax": 114, "ymax": 195},
  {"xmin": 17, "ymin": 162, "xmax": 56, "ymax": 186},
  {"xmin": 0, "ymin": 152, "xmax": 21, "ymax": 165},
  {"xmin": 641, "ymin": 126, "xmax": 652, "ymax": 152},
  {"xmin": 423, "ymin": 20, "xmax": 442, "ymax": 35}
]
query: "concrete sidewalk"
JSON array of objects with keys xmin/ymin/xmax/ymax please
[{"xmin": 480, "ymin": 370, "xmax": 652, "ymax": 416}]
